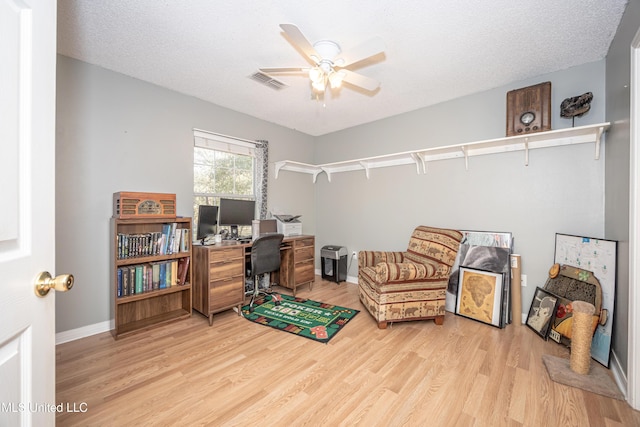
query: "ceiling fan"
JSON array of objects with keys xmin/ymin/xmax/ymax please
[{"xmin": 260, "ymin": 24, "xmax": 384, "ymax": 93}]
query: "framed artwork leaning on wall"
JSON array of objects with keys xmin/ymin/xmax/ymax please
[
  {"xmin": 455, "ymin": 266, "xmax": 504, "ymax": 328},
  {"xmin": 446, "ymin": 230, "xmax": 513, "ymax": 327},
  {"xmin": 526, "ymin": 287, "xmax": 559, "ymax": 339}
]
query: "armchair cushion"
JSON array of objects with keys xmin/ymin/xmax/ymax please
[
  {"xmin": 374, "ymin": 261, "xmax": 437, "ymax": 283},
  {"xmin": 358, "ymin": 250, "xmax": 404, "ymax": 268}
]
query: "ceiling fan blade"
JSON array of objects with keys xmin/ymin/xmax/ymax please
[
  {"xmin": 340, "ymin": 69, "xmax": 380, "ymax": 91},
  {"xmin": 336, "ymin": 37, "xmax": 385, "ymax": 67},
  {"xmin": 279, "ymin": 23, "xmax": 320, "ymax": 63},
  {"xmin": 260, "ymin": 67, "xmax": 309, "ymax": 74}
]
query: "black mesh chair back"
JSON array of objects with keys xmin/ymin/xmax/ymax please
[
  {"xmin": 250, "ymin": 233, "xmax": 284, "ymax": 276},
  {"xmin": 247, "ymin": 233, "xmax": 284, "ymax": 312}
]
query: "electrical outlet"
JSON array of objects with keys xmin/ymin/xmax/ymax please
[
  {"xmin": 352, "ymin": 251, "xmax": 357, "ymax": 257},
  {"xmin": 521, "ymin": 274, "xmax": 527, "ymax": 287}
]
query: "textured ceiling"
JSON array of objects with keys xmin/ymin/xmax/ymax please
[{"xmin": 57, "ymin": 0, "xmax": 627, "ymax": 137}]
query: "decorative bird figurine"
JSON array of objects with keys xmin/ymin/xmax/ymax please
[{"xmin": 560, "ymin": 92, "xmax": 593, "ymax": 126}]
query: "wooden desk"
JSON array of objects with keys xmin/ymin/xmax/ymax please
[{"xmin": 192, "ymin": 235, "xmax": 315, "ymax": 325}]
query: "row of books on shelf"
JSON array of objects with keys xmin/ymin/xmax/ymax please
[
  {"xmin": 117, "ymin": 257, "xmax": 190, "ymax": 298},
  {"xmin": 117, "ymin": 223, "xmax": 190, "ymax": 259}
]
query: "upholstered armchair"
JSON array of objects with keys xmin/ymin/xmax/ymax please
[{"xmin": 358, "ymin": 226, "xmax": 463, "ymax": 329}]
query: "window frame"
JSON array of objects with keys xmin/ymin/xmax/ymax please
[{"xmin": 193, "ymin": 130, "xmax": 259, "ymax": 237}]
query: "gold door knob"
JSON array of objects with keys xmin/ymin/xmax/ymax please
[{"xmin": 34, "ymin": 272, "xmax": 74, "ymax": 297}]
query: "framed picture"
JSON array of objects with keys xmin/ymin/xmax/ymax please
[
  {"xmin": 526, "ymin": 287, "xmax": 559, "ymax": 339},
  {"xmin": 548, "ymin": 295, "xmax": 574, "ymax": 344},
  {"xmin": 455, "ymin": 266, "xmax": 504, "ymax": 328},
  {"xmin": 446, "ymin": 230, "xmax": 513, "ymax": 327}
]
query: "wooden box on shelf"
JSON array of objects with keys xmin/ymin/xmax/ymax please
[{"xmin": 111, "ymin": 216, "xmax": 193, "ymax": 339}]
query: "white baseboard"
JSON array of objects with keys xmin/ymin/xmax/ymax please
[
  {"xmin": 610, "ymin": 349, "xmax": 628, "ymax": 401},
  {"xmin": 56, "ymin": 320, "xmax": 113, "ymax": 345}
]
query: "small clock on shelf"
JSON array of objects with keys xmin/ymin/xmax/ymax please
[
  {"xmin": 520, "ymin": 111, "xmax": 535, "ymax": 126},
  {"xmin": 506, "ymin": 82, "xmax": 551, "ymax": 137}
]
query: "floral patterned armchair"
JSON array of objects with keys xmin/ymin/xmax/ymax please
[{"xmin": 358, "ymin": 226, "xmax": 463, "ymax": 329}]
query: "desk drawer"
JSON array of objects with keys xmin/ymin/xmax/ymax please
[
  {"xmin": 295, "ymin": 237, "xmax": 315, "ymax": 249},
  {"xmin": 209, "ymin": 261, "xmax": 243, "ymax": 279},
  {"xmin": 295, "ymin": 245, "xmax": 314, "ymax": 261},
  {"xmin": 209, "ymin": 276, "xmax": 244, "ymax": 308},
  {"xmin": 295, "ymin": 259, "xmax": 315, "ymax": 284},
  {"xmin": 209, "ymin": 247, "xmax": 243, "ymax": 263}
]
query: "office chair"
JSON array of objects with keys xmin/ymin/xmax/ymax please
[{"xmin": 247, "ymin": 233, "xmax": 284, "ymax": 312}]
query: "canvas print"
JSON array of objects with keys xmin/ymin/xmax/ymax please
[
  {"xmin": 548, "ymin": 295, "xmax": 575, "ymax": 343},
  {"xmin": 446, "ymin": 231, "xmax": 513, "ymax": 314},
  {"xmin": 554, "ymin": 233, "xmax": 617, "ymax": 366},
  {"xmin": 447, "ymin": 230, "xmax": 513, "ymax": 326},
  {"xmin": 526, "ymin": 287, "xmax": 559, "ymax": 339},
  {"xmin": 455, "ymin": 267, "xmax": 504, "ymax": 327}
]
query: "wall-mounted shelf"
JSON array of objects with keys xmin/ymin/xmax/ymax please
[{"xmin": 274, "ymin": 122, "xmax": 610, "ymax": 182}]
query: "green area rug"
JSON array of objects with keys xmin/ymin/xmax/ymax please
[{"xmin": 241, "ymin": 294, "xmax": 359, "ymax": 344}]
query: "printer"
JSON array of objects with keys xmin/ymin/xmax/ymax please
[{"xmin": 274, "ymin": 214, "xmax": 302, "ymax": 237}]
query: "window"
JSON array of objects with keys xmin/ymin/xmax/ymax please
[{"xmin": 193, "ymin": 130, "xmax": 257, "ymax": 237}]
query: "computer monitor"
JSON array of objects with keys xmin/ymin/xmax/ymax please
[
  {"xmin": 196, "ymin": 205, "xmax": 219, "ymax": 242},
  {"xmin": 218, "ymin": 198, "xmax": 256, "ymax": 239}
]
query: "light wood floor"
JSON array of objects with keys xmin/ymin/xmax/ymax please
[{"xmin": 56, "ymin": 277, "xmax": 640, "ymax": 426}]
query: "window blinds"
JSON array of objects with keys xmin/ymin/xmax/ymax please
[{"xmin": 193, "ymin": 129, "xmax": 256, "ymax": 157}]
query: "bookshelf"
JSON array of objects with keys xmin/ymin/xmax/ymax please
[{"xmin": 111, "ymin": 217, "xmax": 192, "ymax": 339}]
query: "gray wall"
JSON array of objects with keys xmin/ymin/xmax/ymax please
[
  {"xmin": 314, "ymin": 61, "xmax": 606, "ymax": 320},
  {"xmin": 55, "ymin": 55, "xmax": 316, "ymax": 332},
  {"xmin": 605, "ymin": 0, "xmax": 640, "ymax": 380}
]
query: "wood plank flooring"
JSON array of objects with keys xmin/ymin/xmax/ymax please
[{"xmin": 56, "ymin": 277, "xmax": 640, "ymax": 426}]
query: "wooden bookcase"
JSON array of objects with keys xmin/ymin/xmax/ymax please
[{"xmin": 111, "ymin": 217, "xmax": 192, "ymax": 339}]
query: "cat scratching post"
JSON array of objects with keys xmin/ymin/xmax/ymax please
[
  {"xmin": 510, "ymin": 254, "xmax": 522, "ymax": 325},
  {"xmin": 542, "ymin": 295, "xmax": 622, "ymax": 399},
  {"xmin": 570, "ymin": 301, "xmax": 596, "ymax": 375}
]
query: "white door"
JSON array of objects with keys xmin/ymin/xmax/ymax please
[
  {"xmin": 629, "ymin": 26, "xmax": 640, "ymax": 412},
  {"xmin": 0, "ymin": 1, "xmax": 61, "ymax": 426}
]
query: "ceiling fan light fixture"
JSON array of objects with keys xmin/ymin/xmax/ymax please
[
  {"xmin": 312, "ymin": 76, "xmax": 326, "ymax": 92},
  {"xmin": 328, "ymin": 71, "xmax": 344, "ymax": 89},
  {"xmin": 269, "ymin": 24, "xmax": 384, "ymax": 96},
  {"xmin": 309, "ymin": 66, "xmax": 323, "ymax": 83}
]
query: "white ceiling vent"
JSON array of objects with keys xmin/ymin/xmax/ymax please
[{"xmin": 250, "ymin": 71, "xmax": 287, "ymax": 90}]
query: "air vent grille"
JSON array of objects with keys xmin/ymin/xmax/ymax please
[{"xmin": 250, "ymin": 71, "xmax": 287, "ymax": 90}]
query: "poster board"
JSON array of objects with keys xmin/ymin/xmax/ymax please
[{"xmin": 554, "ymin": 233, "xmax": 617, "ymax": 367}]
